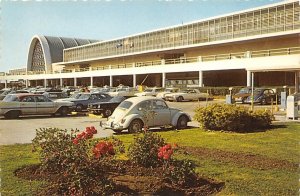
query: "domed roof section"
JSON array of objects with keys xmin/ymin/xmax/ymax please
[{"xmin": 27, "ymin": 35, "xmax": 99, "ymax": 73}]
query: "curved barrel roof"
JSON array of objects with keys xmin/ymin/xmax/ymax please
[{"xmin": 27, "ymin": 35, "xmax": 99, "ymax": 73}]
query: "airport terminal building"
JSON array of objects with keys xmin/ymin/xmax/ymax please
[{"xmin": 1, "ymin": 0, "xmax": 300, "ymax": 90}]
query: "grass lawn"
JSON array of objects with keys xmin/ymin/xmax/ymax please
[{"xmin": 0, "ymin": 122, "xmax": 299, "ymax": 195}]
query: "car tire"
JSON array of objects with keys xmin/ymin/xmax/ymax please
[
  {"xmin": 241, "ymin": 98, "xmax": 246, "ymax": 104},
  {"xmin": 113, "ymin": 129, "xmax": 122, "ymax": 134},
  {"xmin": 176, "ymin": 96, "xmax": 183, "ymax": 102},
  {"xmin": 103, "ymin": 108, "xmax": 112, "ymax": 118},
  {"xmin": 177, "ymin": 115, "xmax": 188, "ymax": 130},
  {"xmin": 128, "ymin": 119, "xmax": 143, "ymax": 133},
  {"xmin": 4, "ymin": 111, "xmax": 20, "ymax": 119},
  {"xmin": 76, "ymin": 104, "xmax": 83, "ymax": 112},
  {"xmin": 261, "ymin": 98, "xmax": 266, "ymax": 105},
  {"xmin": 60, "ymin": 107, "xmax": 69, "ymax": 117}
]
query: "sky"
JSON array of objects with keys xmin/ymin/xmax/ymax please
[{"xmin": 0, "ymin": 0, "xmax": 282, "ymax": 72}]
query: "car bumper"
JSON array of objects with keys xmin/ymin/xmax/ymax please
[
  {"xmin": 100, "ymin": 120, "xmax": 124, "ymax": 130},
  {"xmin": 88, "ymin": 108, "xmax": 104, "ymax": 113},
  {"xmin": 165, "ymin": 97, "xmax": 176, "ymax": 101}
]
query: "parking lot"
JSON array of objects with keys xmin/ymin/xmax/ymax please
[{"xmin": 0, "ymin": 99, "xmax": 284, "ymax": 145}]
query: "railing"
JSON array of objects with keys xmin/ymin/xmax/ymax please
[
  {"xmin": 5, "ymin": 46, "xmax": 300, "ymax": 77},
  {"xmin": 135, "ymin": 60, "xmax": 161, "ymax": 67}
]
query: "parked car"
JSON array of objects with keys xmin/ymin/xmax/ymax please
[
  {"xmin": 88, "ymin": 96, "xmax": 126, "ymax": 117},
  {"xmin": 61, "ymin": 86, "xmax": 77, "ymax": 96},
  {"xmin": 165, "ymin": 89, "xmax": 209, "ymax": 102},
  {"xmin": 42, "ymin": 91, "xmax": 69, "ymax": 100},
  {"xmin": 134, "ymin": 87, "xmax": 164, "ymax": 97},
  {"xmin": 244, "ymin": 88, "xmax": 279, "ymax": 105},
  {"xmin": 108, "ymin": 86, "xmax": 138, "ymax": 98},
  {"xmin": 0, "ymin": 93, "xmax": 74, "ymax": 119},
  {"xmin": 156, "ymin": 87, "xmax": 180, "ymax": 100},
  {"xmin": 233, "ymin": 87, "xmax": 253, "ymax": 103},
  {"xmin": 101, "ymin": 96, "xmax": 191, "ymax": 133},
  {"xmin": 60, "ymin": 92, "xmax": 112, "ymax": 112}
]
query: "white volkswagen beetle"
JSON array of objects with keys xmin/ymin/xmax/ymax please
[{"xmin": 101, "ymin": 96, "xmax": 191, "ymax": 133}]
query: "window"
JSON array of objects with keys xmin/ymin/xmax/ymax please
[
  {"xmin": 137, "ymin": 100, "xmax": 151, "ymax": 110},
  {"xmin": 152, "ymin": 100, "xmax": 168, "ymax": 110},
  {"xmin": 36, "ymin": 96, "xmax": 48, "ymax": 102},
  {"xmin": 22, "ymin": 96, "xmax": 35, "ymax": 102}
]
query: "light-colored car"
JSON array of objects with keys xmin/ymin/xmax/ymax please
[
  {"xmin": 0, "ymin": 93, "xmax": 74, "ymax": 119},
  {"xmin": 102, "ymin": 96, "xmax": 191, "ymax": 133},
  {"xmin": 165, "ymin": 89, "xmax": 209, "ymax": 102},
  {"xmin": 108, "ymin": 86, "xmax": 138, "ymax": 98},
  {"xmin": 156, "ymin": 87, "xmax": 180, "ymax": 100},
  {"xmin": 134, "ymin": 87, "xmax": 164, "ymax": 97}
]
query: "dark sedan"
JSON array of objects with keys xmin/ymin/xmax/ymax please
[
  {"xmin": 233, "ymin": 87, "xmax": 252, "ymax": 103},
  {"xmin": 88, "ymin": 96, "xmax": 126, "ymax": 117},
  {"xmin": 61, "ymin": 92, "xmax": 112, "ymax": 112},
  {"xmin": 244, "ymin": 88, "xmax": 279, "ymax": 105}
]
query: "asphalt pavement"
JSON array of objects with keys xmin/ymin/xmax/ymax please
[{"xmin": 0, "ymin": 100, "xmax": 296, "ymax": 145}]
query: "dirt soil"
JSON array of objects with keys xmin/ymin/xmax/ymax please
[
  {"xmin": 15, "ymin": 161, "xmax": 224, "ymax": 195},
  {"xmin": 184, "ymin": 147, "xmax": 297, "ymax": 171}
]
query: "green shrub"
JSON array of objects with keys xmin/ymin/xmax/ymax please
[
  {"xmin": 162, "ymin": 159, "xmax": 197, "ymax": 186},
  {"xmin": 32, "ymin": 127, "xmax": 123, "ymax": 195},
  {"xmin": 128, "ymin": 132, "xmax": 165, "ymax": 167},
  {"xmin": 194, "ymin": 104, "xmax": 274, "ymax": 132}
]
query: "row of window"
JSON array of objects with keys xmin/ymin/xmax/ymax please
[{"xmin": 63, "ymin": 2, "xmax": 299, "ymax": 63}]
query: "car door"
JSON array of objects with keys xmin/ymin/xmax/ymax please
[
  {"xmin": 20, "ymin": 95, "xmax": 37, "ymax": 114},
  {"xmin": 136, "ymin": 100, "xmax": 154, "ymax": 127},
  {"xmin": 89, "ymin": 94, "xmax": 101, "ymax": 105},
  {"xmin": 35, "ymin": 95, "xmax": 55, "ymax": 114},
  {"xmin": 152, "ymin": 100, "xmax": 171, "ymax": 126},
  {"xmin": 185, "ymin": 90, "xmax": 195, "ymax": 100}
]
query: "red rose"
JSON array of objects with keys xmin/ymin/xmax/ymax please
[{"xmin": 72, "ymin": 138, "xmax": 79, "ymax": 145}]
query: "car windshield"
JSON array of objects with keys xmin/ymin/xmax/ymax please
[
  {"xmin": 254, "ymin": 89, "xmax": 263, "ymax": 95},
  {"xmin": 239, "ymin": 88, "xmax": 251, "ymax": 93},
  {"xmin": 116, "ymin": 88, "xmax": 127, "ymax": 92},
  {"xmin": 3, "ymin": 94, "xmax": 19, "ymax": 102},
  {"xmin": 110, "ymin": 96, "xmax": 125, "ymax": 102},
  {"xmin": 144, "ymin": 89, "xmax": 153, "ymax": 92},
  {"xmin": 70, "ymin": 93, "xmax": 81, "ymax": 99},
  {"xmin": 78, "ymin": 94, "xmax": 91, "ymax": 99},
  {"xmin": 117, "ymin": 101, "xmax": 133, "ymax": 109}
]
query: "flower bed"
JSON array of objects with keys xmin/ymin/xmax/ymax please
[{"xmin": 15, "ymin": 127, "xmax": 225, "ymax": 195}]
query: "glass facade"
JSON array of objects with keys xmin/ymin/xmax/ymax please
[
  {"xmin": 32, "ymin": 41, "xmax": 45, "ymax": 71},
  {"xmin": 63, "ymin": 1, "xmax": 300, "ymax": 63}
]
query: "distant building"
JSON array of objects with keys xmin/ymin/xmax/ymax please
[{"xmin": 1, "ymin": 0, "xmax": 299, "ymax": 90}]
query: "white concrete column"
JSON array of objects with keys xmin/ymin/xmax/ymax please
[
  {"xmin": 4, "ymin": 80, "xmax": 7, "ymax": 88},
  {"xmin": 25, "ymin": 80, "xmax": 28, "ymax": 88},
  {"xmin": 60, "ymin": 78, "xmax": 63, "ymax": 87},
  {"xmin": 199, "ymin": 71, "xmax": 203, "ymax": 87},
  {"xmin": 74, "ymin": 78, "xmax": 77, "ymax": 87},
  {"xmin": 247, "ymin": 70, "xmax": 251, "ymax": 87},
  {"xmin": 109, "ymin": 75, "xmax": 113, "ymax": 87},
  {"xmin": 133, "ymin": 74, "xmax": 136, "ymax": 87},
  {"xmin": 198, "ymin": 56, "xmax": 202, "ymax": 62},
  {"xmin": 295, "ymin": 71, "xmax": 299, "ymax": 93},
  {"xmin": 162, "ymin": 72, "xmax": 166, "ymax": 88},
  {"xmin": 90, "ymin": 76, "xmax": 94, "ymax": 87},
  {"xmin": 44, "ymin": 79, "xmax": 47, "ymax": 87}
]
